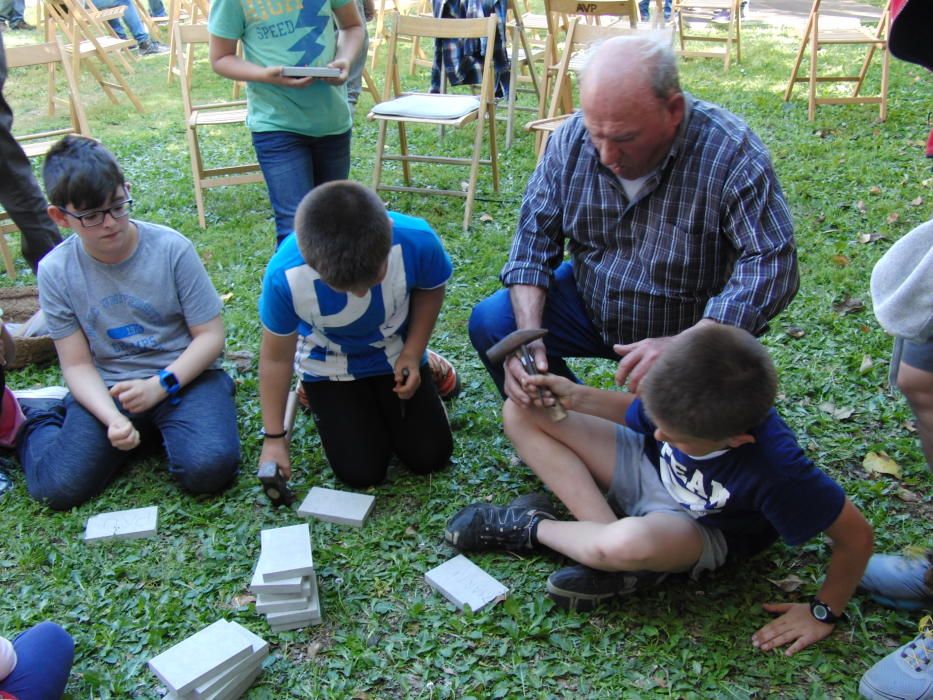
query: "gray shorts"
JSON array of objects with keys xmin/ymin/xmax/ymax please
[
  {"xmin": 606, "ymin": 425, "xmax": 728, "ymax": 579},
  {"xmin": 890, "ymin": 335, "xmax": 933, "ymax": 386}
]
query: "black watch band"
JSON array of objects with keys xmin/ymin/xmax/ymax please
[{"xmin": 810, "ymin": 597, "xmax": 846, "ymax": 625}]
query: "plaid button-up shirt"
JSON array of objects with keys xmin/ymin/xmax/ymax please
[{"xmin": 501, "ymin": 95, "xmax": 799, "ymax": 346}]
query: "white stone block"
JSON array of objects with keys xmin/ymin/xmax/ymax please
[
  {"xmin": 148, "ymin": 620, "xmax": 252, "ymax": 695},
  {"xmin": 249, "ymin": 556, "xmax": 306, "ymax": 595},
  {"xmin": 255, "ymin": 580, "xmax": 312, "ymax": 614},
  {"xmin": 424, "ymin": 555, "xmax": 508, "ymax": 612},
  {"xmin": 84, "ymin": 506, "xmax": 158, "ymax": 542},
  {"xmin": 297, "ymin": 487, "xmax": 375, "ymax": 527},
  {"xmin": 191, "ymin": 623, "xmax": 267, "ymax": 700},
  {"xmin": 265, "ymin": 578, "xmax": 320, "ymax": 625},
  {"xmin": 259, "ymin": 524, "xmax": 314, "ymax": 581}
]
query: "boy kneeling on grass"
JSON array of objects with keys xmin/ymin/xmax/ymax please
[
  {"xmin": 257, "ymin": 181, "xmax": 454, "ymax": 488},
  {"xmin": 17, "ymin": 135, "xmax": 241, "ymax": 510},
  {"xmin": 446, "ymin": 324, "xmax": 874, "ymax": 655}
]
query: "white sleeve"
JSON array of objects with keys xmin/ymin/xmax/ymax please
[{"xmin": 0, "ymin": 635, "xmax": 17, "ymax": 680}]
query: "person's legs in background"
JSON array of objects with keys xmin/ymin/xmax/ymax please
[
  {"xmin": 0, "ymin": 622, "xmax": 74, "ymax": 700},
  {"xmin": 346, "ymin": 0, "xmax": 370, "ymax": 110},
  {"xmin": 251, "ymin": 129, "xmax": 352, "ymax": 246},
  {"xmin": 0, "ymin": 33, "xmax": 63, "ymax": 273},
  {"xmin": 95, "ymin": 0, "xmax": 167, "ymax": 53}
]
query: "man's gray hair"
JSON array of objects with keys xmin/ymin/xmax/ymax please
[{"xmin": 583, "ymin": 34, "xmax": 681, "ymax": 100}]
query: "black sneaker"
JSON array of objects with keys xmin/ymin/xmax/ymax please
[
  {"xmin": 508, "ymin": 491, "xmax": 558, "ymax": 517},
  {"xmin": 546, "ymin": 564, "xmax": 669, "ymax": 612},
  {"xmin": 137, "ymin": 39, "xmax": 169, "ymax": 55},
  {"xmin": 9, "ymin": 19, "xmax": 34, "ymax": 30},
  {"xmin": 445, "ymin": 502, "xmax": 556, "ymax": 552}
]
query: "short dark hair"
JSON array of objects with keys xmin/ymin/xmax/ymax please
[
  {"xmin": 43, "ymin": 135, "xmax": 125, "ymax": 210},
  {"xmin": 640, "ymin": 325, "xmax": 778, "ymax": 441},
  {"xmin": 294, "ymin": 181, "xmax": 391, "ymax": 290}
]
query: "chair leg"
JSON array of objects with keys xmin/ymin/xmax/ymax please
[
  {"xmin": 373, "ymin": 121, "xmax": 389, "ymax": 191},
  {"xmin": 462, "ymin": 112, "xmax": 488, "ymax": 230},
  {"xmin": 487, "ymin": 103, "xmax": 499, "ymax": 193},
  {"xmin": 398, "ymin": 122, "xmax": 411, "ymax": 185},
  {"xmin": 784, "ymin": 11, "xmax": 812, "ymax": 101},
  {"xmin": 0, "ymin": 234, "xmax": 17, "ymax": 279},
  {"xmin": 878, "ymin": 42, "xmax": 889, "ymax": 122},
  {"xmin": 187, "ymin": 128, "xmax": 207, "ymax": 228},
  {"xmin": 807, "ymin": 16, "xmax": 818, "ymax": 120}
]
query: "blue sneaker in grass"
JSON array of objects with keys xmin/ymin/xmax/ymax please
[
  {"xmin": 860, "ymin": 553, "xmax": 933, "ymax": 612},
  {"xmin": 860, "ymin": 616, "xmax": 933, "ymax": 700}
]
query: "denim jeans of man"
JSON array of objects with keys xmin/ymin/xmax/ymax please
[
  {"xmin": 0, "ymin": 622, "xmax": 74, "ymax": 700},
  {"xmin": 468, "ymin": 261, "xmax": 619, "ymax": 396},
  {"xmin": 639, "ymin": 0, "xmax": 671, "ymax": 19},
  {"xmin": 251, "ymin": 128, "xmax": 352, "ymax": 245},
  {"xmin": 97, "ymin": 0, "xmax": 150, "ymax": 43},
  {"xmin": 16, "ymin": 369, "xmax": 241, "ymax": 510}
]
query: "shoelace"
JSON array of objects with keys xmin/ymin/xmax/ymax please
[{"xmin": 902, "ymin": 615, "xmax": 933, "ymax": 671}]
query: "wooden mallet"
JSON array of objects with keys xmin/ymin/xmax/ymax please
[{"xmin": 486, "ymin": 328, "xmax": 567, "ymax": 421}]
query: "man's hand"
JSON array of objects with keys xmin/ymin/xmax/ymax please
[
  {"xmin": 503, "ymin": 338, "xmax": 548, "ymax": 407},
  {"xmin": 613, "ymin": 337, "xmax": 673, "ymax": 392},
  {"xmin": 263, "ymin": 66, "xmax": 315, "ymax": 87},
  {"xmin": 108, "ymin": 415, "xmax": 140, "ymax": 451},
  {"xmin": 751, "ymin": 602, "xmax": 834, "ymax": 656},
  {"xmin": 394, "ymin": 354, "xmax": 421, "ymax": 400},
  {"xmin": 110, "ymin": 377, "xmax": 166, "ymax": 414},
  {"xmin": 259, "ymin": 438, "xmax": 292, "ymax": 480},
  {"xmin": 523, "ymin": 373, "xmax": 579, "ymax": 411}
]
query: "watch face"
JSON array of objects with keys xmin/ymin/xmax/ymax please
[{"xmin": 812, "ymin": 603, "xmax": 829, "ymax": 621}]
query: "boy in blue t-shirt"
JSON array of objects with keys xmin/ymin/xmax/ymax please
[
  {"xmin": 446, "ymin": 324, "xmax": 873, "ymax": 656},
  {"xmin": 258, "ymin": 181, "xmax": 454, "ymax": 488}
]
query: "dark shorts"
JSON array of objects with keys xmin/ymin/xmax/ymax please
[{"xmin": 891, "ymin": 335, "xmax": 933, "ymax": 385}]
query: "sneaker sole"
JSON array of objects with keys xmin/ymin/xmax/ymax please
[{"xmin": 546, "ymin": 580, "xmax": 619, "ymax": 612}]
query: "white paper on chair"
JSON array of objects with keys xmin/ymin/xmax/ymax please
[{"xmin": 371, "ymin": 94, "xmax": 480, "ymax": 119}]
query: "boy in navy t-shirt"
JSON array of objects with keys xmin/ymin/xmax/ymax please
[
  {"xmin": 446, "ymin": 324, "xmax": 873, "ymax": 656},
  {"xmin": 258, "ymin": 181, "xmax": 453, "ymax": 488}
]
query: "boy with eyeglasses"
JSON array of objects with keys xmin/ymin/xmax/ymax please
[{"xmin": 14, "ymin": 135, "xmax": 240, "ymax": 509}]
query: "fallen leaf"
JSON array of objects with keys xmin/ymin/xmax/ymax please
[
  {"xmin": 859, "ymin": 355, "xmax": 873, "ymax": 373},
  {"xmin": 807, "ymin": 440, "xmax": 819, "ymax": 452},
  {"xmin": 819, "ymin": 402, "xmax": 854, "ymax": 421},
  {"xmin": 858, "ymin": 232, "xmax": 885, "ymax": 244},
  {"xmin": 903, "ymin": 419, "xmax": 917, "ymax": 433},
  {"xmin": 911, "ymin": 196, "xmax": 924, "ymax": 207},
  {"xmin": 231, "ymin": 594, "xmax": 255, "ymax": 608},
  {"xmin": 896, "ymin": 488, "xmax": 920, "ymax": 503},
  {"xmin": 863, "ymin": 451, "xmax": 902, "ymax": 478},
  {"xmin": 220, "ymin": 292, "xmax": 234, "ymax": 302},
  {"xmin": 832, "ymin": 296, "xmax": 864, "ymax": 315},
  {"xmin": 887, "ymin": 212, "xmax": 900, "ymax": 224},
  {"xmin": 307, "ymin": 641, "xmax": 323, "ymax": 659},
  {"xmin": 856, "ymin": 200, "xmax": 867, "ymax": 214},
  {"xmin": 831, "ymin": 254, "xmax": 850, "ymax": 267},
  {"xmin": 225, "ymin": 350, "xmax": 254, "ymax": 372},
  {"xmin": 768, "ymin": 575, "xmax": 804, "ymax": 592},
  {"xmin": 817, "ymin": 213, "xmax": 826, "ymax": 223},
  {"xmin": 785, "ymin": 326, "xmax": 806, "ymax": 339},
  {"xmin": 480, "ymin": 213, "xmax": 494, "ymax": 223},
  {"xmin": 460, "ymin": 181, "xmax": 470, "ymax": 192},
  {"xmin": 869, "ymin": 185, "xmax": 882, "ymax": 195},
  {"xmin": 404, "ymin": 525, "xmax": 418, "ymax": 537}
]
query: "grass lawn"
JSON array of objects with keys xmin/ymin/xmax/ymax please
[{"xmin": 1, "ymin": 9, "xmax": 932, "ymax": 698}]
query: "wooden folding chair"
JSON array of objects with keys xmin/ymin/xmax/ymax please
[
  {"xmin": 503, "ymin": 0, "xmax": 545, "ymax": 148},
  {"xmin": 166, "ymin": 0, "xmax": 209, "ymax": 84},
  {"xmin": 45, "ymin": 0, "xmax": 145, "ymax": 113},
  {"xmin": 783, "ymin": 0, "xmax": 890, "ymax": 121},
  {"xmin": 0, "ymin": 37, "xmax": 92, "ymax": 278},
  {"xmin": 369, "ymin": 14, "xmax": 500, "ymax": 231},
  {"xmin": 671, "ymin": 0, "xmax": 741, "ymax": 70},
  {"xmin": 174, "ymin": 23, "xmax": 264, "ymax": 228},
  {"xmin": 132, "ymin": 0, "xmax": 171, "ymax": 41},
  {"xmin": 525, "ymin": 17, "xmax": 665, "ymax": 160}
]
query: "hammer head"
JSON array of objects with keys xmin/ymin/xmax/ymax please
[{"xmin": 486, "ymin": 328, "xmax": 549, "ymax": 366}]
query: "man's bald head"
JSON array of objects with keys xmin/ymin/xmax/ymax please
[{"xmin": 578, "ymin": 35, "xmax": 685, "ymax": 179}]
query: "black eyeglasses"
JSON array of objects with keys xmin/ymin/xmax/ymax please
[{"xmin": 60, "ymin": 199, "xmax": 134, "ymax": 227}]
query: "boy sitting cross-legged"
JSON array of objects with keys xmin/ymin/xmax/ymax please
[
  {"xmin": 446, "ymin": 324, "xmax": 873, "ymax": 655},
  {"xmin": 258, "ymin": 181, "xmax": 453, "ymax": 488},
  {"xmin": 17, "ymin": 135, "xmax": 240, "ymax": 510}
]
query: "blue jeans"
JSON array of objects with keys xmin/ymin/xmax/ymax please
[
  {"xmin": 251, "ymin": 128, "xmax": 352, "ymax": 244},
  {"xmin": 0, "ymin": 622, "xmax": 74, "ymax": 700},
  {"xmin": 96, "ymin": 0, "xmax": 150, "ymax": 44},
  {"xmin": 149, "ymin": 0, "xmax": 166, "ymax": 16},
  {"xmin": 0, "ymin": 0, "xmax": 25, "ymax": 23},
  {"xmin": 639, "ymin": 0, "xmax": 671, "ymax": 19},
  {"xmin": 17, "ymin": 369, "xmax": 240, "ymax": 510},
  {"xmin": 468, "ymin": 262, "xmax": 618, "ymax": 396}
]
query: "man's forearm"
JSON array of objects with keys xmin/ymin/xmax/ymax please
[{"xmin": 509, "ymin": 284, "xmax": 547, "ymax": 329}]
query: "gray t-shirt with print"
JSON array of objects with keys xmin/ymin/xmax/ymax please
[{"xmin": 37, "ymin": 221, "xmax": 223, "ymax": 384}]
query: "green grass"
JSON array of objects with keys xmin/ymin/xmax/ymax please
[{"xmin": 2, "ymin": 12, "xmax": 932, "ymax": 698}]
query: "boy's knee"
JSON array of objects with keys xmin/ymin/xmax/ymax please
[
  {"xmin": 896, "ymin": 363, "xmax": 933, "ymax": 405},
  {"xmin": 173, "ymin": 449, "xmax": 240, "ymax": 494},
  {"xmin": 404, "ymin": 439, "xmax": 452, "ymax": 477},
  {"xmin": 28, "ymin": 477, "xmax": 97, "ymax": 511},
  {"xmin": 28, "ymin": 621, "xmax": 75, "ymax": 659},
  {"xmin": 503, "ymin": 398, "xmax": 543, "ymax": 440},
  {"xmin": 588, "ymin": 524, "xmax": 659, "ymax": 569}
]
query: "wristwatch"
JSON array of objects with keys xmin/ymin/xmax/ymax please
[
  {"xmin": 158, "ymin": 369, "xmax": 181, "ymax": 405},
  {"xmin": 810, "ymin": 597, "xmax": 845, "ymax": 624}
]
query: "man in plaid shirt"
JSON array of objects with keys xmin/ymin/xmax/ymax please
[{"xmin": 470, "ymin": 35, "xmax": 798, "ymax": 402}]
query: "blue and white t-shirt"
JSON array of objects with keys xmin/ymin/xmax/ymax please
[
  {"xmin": 625, "ymin": 399, "xmax": 846, "ymax": 557},
  {"xmin": 259, "ymin": 212, "xmax": 452, "ymax": 382}
]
